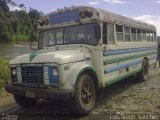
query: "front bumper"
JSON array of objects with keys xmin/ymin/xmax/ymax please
[{"xmin": 5, "ymin": 84, "xmax": 72, "ymax": 100}]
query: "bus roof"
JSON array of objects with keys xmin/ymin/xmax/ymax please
[
  {"xmin": 43, "ymin": 6, "xmax": 156, "ymax": 32},
  {"xmin": 97, "ymin": 8, "xmax": 156, "ymax": 31}
]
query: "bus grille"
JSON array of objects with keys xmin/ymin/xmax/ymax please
[{"xmin": 21, "ymin": 66, "xmax": 44, "ymax": 84}]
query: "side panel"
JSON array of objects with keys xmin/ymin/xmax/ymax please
[
  {"xmin": 91, "ymin": 48, "xmax": 105, "ymax": 87},
  {"xmin": 103, "ymin": 42, "xmax": 157, "ymax": 85},
  {"xmin": 59, "ymin": 46, "xmax": 105, "ymax": 91},
  {"xmin": 59, "ymin": 61, "xmax": 98, "ymax": 92}
]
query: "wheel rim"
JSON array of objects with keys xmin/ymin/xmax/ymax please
[{"xmin": 81, "ymin": 78, "xmax": 94, "ymax": 107}]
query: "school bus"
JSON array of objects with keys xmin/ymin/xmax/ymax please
[{"xmin": 5, "ymin": 6, "xmax": 157, "ymax": 115}]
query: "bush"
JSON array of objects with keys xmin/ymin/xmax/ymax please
[
  {"xmin": 12, "ymin": 34, "xmax": 29, "ymax": 43},
  {"xmin": 0, "ymin": 58, "xmax": 9, "ymax": 89},
  {"xmin": 0, "ymin": 33, "xmax": 10, "ymax": 42},
  {"xmin": 16, "ymin": 34, "xmax": 29, "ymax": 42}
]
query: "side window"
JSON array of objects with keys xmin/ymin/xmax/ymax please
[
  {"xmin": 137, "ymin": 29, "xmax": 142, "ymax": 42},
  {"xmin": 103, "ymin": 22, "xmax": 107, "ymax": 44},
  {"xmin": 124, "ymin": 26, "xmax": 130, "ymax": 42},
  {"xmin": 142, "ymin": 30, "xmax": 146, "ymax": 41},
  {"xmin": 116, "ymin": 24, "xmax": 123, "ymax": 42},
  {"xmin": 131, "ymin": 28, "xmax": 136, "ymax": 42},
  {"xmin": 150, "ymin": 31, "xmax": 154, "ymax": 41},
  {"xmin": 107, "ymin": 23, "xmax": 115, "ymax": 44},
  {"xmin": 146, "ymin": 31, "xmax": 150, "ymax": 41},
  {"xmin": 154, "ymin": 32, "xmax": 156, "ymax": 41}
]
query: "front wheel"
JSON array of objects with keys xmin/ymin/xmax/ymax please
[
  {"xmin": 14, "ymin": 95, "xmax": 38, "ymax": 107},
  {"xmin": 74, "ymin": 74, "xmax": 96, "ymax": 115},
  {"xmin": 137, "ymin": 59, "xmax": 149, "ymax": 82}
]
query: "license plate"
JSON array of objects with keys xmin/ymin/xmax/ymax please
[{"xmin": 26, "ymin": 91, "xmax": 35, "ymax": 98}]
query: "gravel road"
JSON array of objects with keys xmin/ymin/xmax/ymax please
[{"xmin": 0, "ymin": 67, "xmax": 160, "ymax": 120}]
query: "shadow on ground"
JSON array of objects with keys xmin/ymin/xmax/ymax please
[{"xmin": 1, "ymin": 75, "xmax": 142, "ymax": 120}]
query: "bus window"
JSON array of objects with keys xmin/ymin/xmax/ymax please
[
  {"xmin": 131, "ymin": 28, "xmax": 136, "ymax": 42},
  {"xmin": 116, "ymin": 24, "xmax": 123, "ymax": 42},
  {"xmin": 154, "ymin": 32, "xmax": 156, "ymax": 41},
  {"xmin": 107, "ymin": 23, "xmax": 115, "ymax": 44},
  {"xmin": 146, "ymin": 31, "xmax": 150, "ymax": 41},
  {"xmin": 39, "ymin": 32, "xmax": 48, "ymax": 49},
  {"xmin": 47, "ymin": 28, "xmax": 63, "ymax": 45},
  {"xmin": 150, "ymin": 31, "xmax": 154, "ymax": 41},
  {"xmin": 48, "ymin": 32, "xmax": 55, "ymax": 45},
  {"xmin": 142, "ymin": 30, "xmax": 146, "ymax": 41},
  {"xmin": 137, "ymin": 29, "xmax": 142, "ymax": 42},
  {"xmin": 124, "ymin": 26, "xmax": 130, "ymax": 42},
  {"xmin": 56, "ymin": 32, "xmax": 63, "ymax": 44},
  {"xmin": 64, "ymin": 23, "xmax": 100, "ymax": 45},
  {"xmin": 103, "ymin": 22, "xmax": 107, "ymax": 44}
]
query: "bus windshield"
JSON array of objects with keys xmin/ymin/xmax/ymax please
[{"xmin": 39, "ymin": 23, "xmax": 100, "ymax": 49}]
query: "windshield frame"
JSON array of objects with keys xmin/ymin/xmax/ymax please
[{"xmin": 38, "ymin": 22, "xmax": 101, "ymax": 50}]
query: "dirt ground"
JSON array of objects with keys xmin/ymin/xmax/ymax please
[{"xmin": 0, "ymin": 67, "xmax": 160, "ymax": 120}]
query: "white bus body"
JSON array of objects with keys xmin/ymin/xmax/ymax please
[{"xmin": 5, "ymin": 6, "xmax": 157, "ymax": 115}]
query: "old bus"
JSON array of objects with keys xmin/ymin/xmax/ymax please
[{"xmin": 5, "ymin": 6, "xmax": 157, "ymax": 115}]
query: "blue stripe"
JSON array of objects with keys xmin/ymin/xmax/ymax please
[
  {"xmin": 104, "ymin": 60, "xmax": 142, "ymax": 74},
  {"xmin": 103, "ymin": 46, "xmax": 157, "ymax": 56}
]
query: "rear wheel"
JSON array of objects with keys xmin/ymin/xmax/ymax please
[
  {"xmin": 74, "ymin": 74, "xmax": 96, "ymax": 115},
  {"xmin": 137, "ymin": 59, "xmax": 149, "ymax": 82},
  {"xmin": 14, "ymin": 95, "xmax": 38, "ymax": 107}
]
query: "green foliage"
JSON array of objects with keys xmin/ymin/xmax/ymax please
[
  {"xmin": 0, "ymin": 0, "xmax": 9, "ymax": 12},
  {"xmin": 0, "ymin": 0, "xmax": 43, "ymax": 43},
  {"xmin": 0, "ymin": 58, "xmax": 9, "ymax": 90},
  {"xmin": 28, "ymin": 8, "xmax": 42, "ymax": 20},
  {"xmin": 11, "ymin": 34, "xmax": 29, "ymax": 43}
]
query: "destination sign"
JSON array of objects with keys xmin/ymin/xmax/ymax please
[{"xmin": 49, "ymin": 10, "xmax": 80, "ymax": 25}]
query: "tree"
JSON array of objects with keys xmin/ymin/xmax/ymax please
[
  {"xmin": 0, "ymin": 0, "xmax": 9, "ymax": 12},
  {"xmin": 0, "ymin": 0, "xmax": 43, "ymax": 43},
  {"xmin": 28, "ymin": 8, "xmax": 42, "ymax": 20}
]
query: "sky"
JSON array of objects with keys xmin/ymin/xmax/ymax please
[{"xmin": 12, "ymin": 0, "xmax": 160, "ymax": 35}]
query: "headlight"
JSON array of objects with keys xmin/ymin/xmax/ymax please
[
  {"xmin": 53, "ymin": 68, "xmax": 59, "ymax": 76},
  {"xmin": 48, "ymin": 66, "xmax": 59, "ymax": 86},
  {"xmin": 11, "ymin": 67, "xmax": 17, "ymax": 83}
]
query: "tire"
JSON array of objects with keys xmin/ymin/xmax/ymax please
[
  {"xmin": 74, "ymin": 74, "xmax": 96, "ymax": 115},
  {"xmin": 137, "ymin": 59, "xmax": 149, "ymax": 82},
  {"xmin": 14, "ymin": 95, "xmax": 38, "ymax": 107}
]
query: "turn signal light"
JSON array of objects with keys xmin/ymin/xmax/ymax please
[
  {"xmin": 80, "ymin": 10, "xmax": 93, "ymax": 18},
  {"xmin": 38, "ymin": 18, "xmax": 49, "ymax": 26},
  {"xmin": 80, "ymin": 11, "xmax": 86, "ymax": 18},
  {"xmin": 38, "ymin": 19, "xmax": 45, "ymax": 26},
  {"xmin": 45, "ymin": 19, "xmax": 49, "ymax": 25}
]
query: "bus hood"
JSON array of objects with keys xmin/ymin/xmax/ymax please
[{"xmin": 10, "ymin": 49, "xmax": 85, "ymax": 65}]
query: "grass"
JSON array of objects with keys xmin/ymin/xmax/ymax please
[
  {"xmin": 0, "ymin": 88, "xmax": 9, "ymax": 98},
  {"xmin": 12, "ymin": 34, "xmax": 29, "ymax": 43},
  {"xmin": 0, "ymin": 58, "xmax": 9, "ymax": 94}
]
